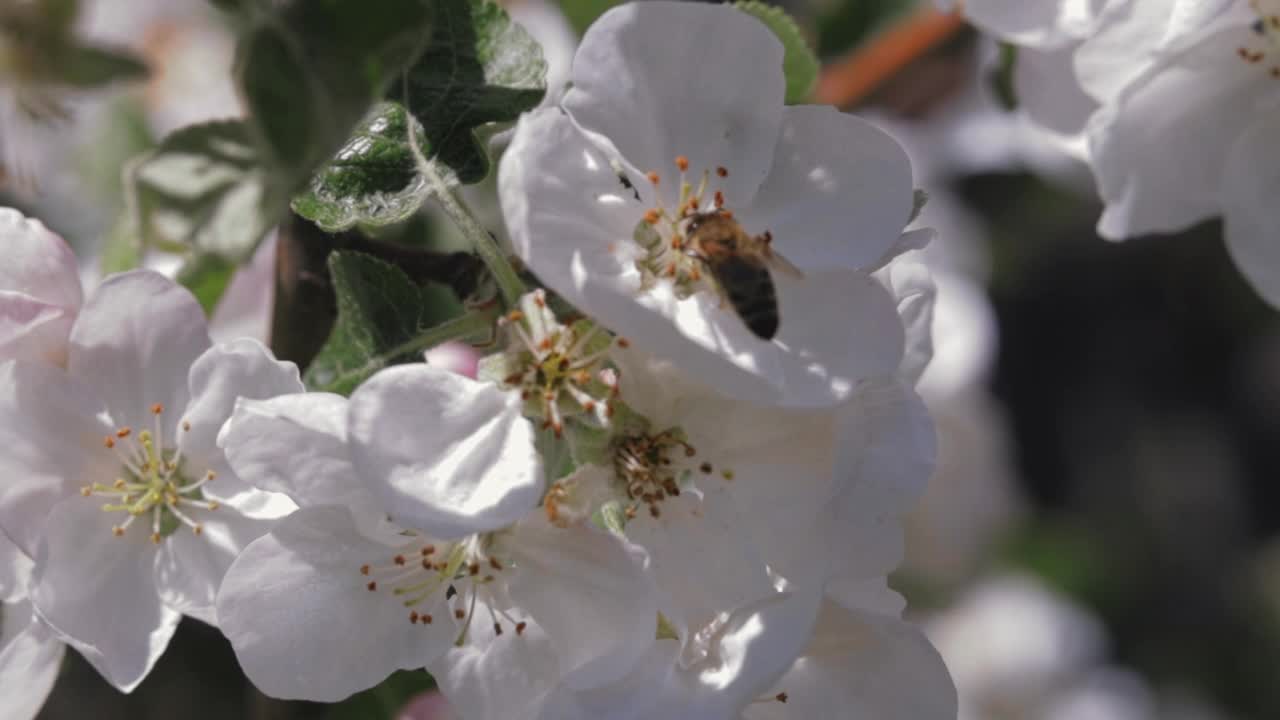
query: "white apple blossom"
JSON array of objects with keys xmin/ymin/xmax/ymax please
[
  {"xmin": 0, "ymin": 268, "xmax": 300, "ymax": 691},
  {"xmin": 501, "ymin": 1, "xmax": 916, "ymax": 408},
  {"xmin": 0, "ymin": 208, "xmax": 83, "ymax": 366},
  {"xmin": 0, "ymin": 530, "xmax": 64, "ymax": 720},
  {"xmin": 1087, "ymin": 0, "xmax": 1280, "ymax": 306},
  {"xmin": 215, "ymin": 364, "xmax": 658, "ymax": 706}
]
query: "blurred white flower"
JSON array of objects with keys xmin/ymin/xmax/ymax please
[
  {"xmin": 0, "ymin": 269, "xmax": 299, "ymax": 691},
  {"xmin": 501, "ymin": 1, "xmax": 916, "ymax": 407},
  {"xmin": 216, "ymin": 364, "xmax": 658, "ymax": 707},
  {"xmin": 0, "ymin": 208, "xmax": 83, "ymax": 366}
]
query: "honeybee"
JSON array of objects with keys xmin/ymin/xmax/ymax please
[{"xmin": 683, "ymin": 210, "xmax": 803, "ymax": 340}]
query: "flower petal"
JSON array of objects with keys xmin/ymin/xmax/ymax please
[
  {"xmin": 180, "ymin": 337, "xmax": 303, "ymax": 464},
  {"xmin": 67, "ymin": 270, "xmax": 212, "ymax": 435},
  {"xmin": 428, "ymin": 618, "xmax": 575, "ymax": 720},
  {"xmin": 624, "ymin": 488, "xmax": 774, "ymax": 639},
  {"xmin": 959, "ymin": 0, "xmax": 1099, "ymax": 47},
  {"xmin": 505, "ymin": 514, "xmax": 657, "ymax": 690},
  {"xmin": 154, "ymin": 509, "xmax": 276, "ymax": 625},
  {"xmin": 503, "ymin": 110, "xmax": 904, "ymax": 406},
  {"xmin": 1088, "ymin": 26, "xmax": 1268, "ymax": 239},
  {"xmin": 1223, "ymin": 108, "xmax": 1280, "ymax": 309},
  {"xmin": 209, "ymin": 233, "xmax": 276, "ymax": 345},
  {"xmin": 736, "ymin": 106, "xmax": 913, "ymax": 272},
  {"xmin": 31, "ymin": 496, "xmax": 180, "ymax": 692},
  {"xmin": 742, "ymin": 600, "xmax": 956, "ymax": 720},
  {"xmin": 0, "ymin": 208, "xmax": 83, "ymax": 310},
  {"xmin": 347, "ymin": 365, "xmax": 542, "ymax": 539},
  {"xmin": 563, "ymin": 1, "xmax": 784, "ymax": 205},
  {"xmin": 218, "ymin": 393, "xmax": 374, "ymax": 511},
  {"xmin": 0, "ymin": 291, "xmax": 77, "ymax": 367},
  {"xmin": 0, "ymin": 529, "xmax": 33, "ymax": 603},
  {"xmin": 0, "ymin": 360, "xmax": 114, "ymax": 556},
  {"xmin": 873, "ymin": 250, "xmax": 936, "ymax": 385},
  {"xmin": 216, "ymin": 506, "xmax": 454, "ymax": 701},
  {"xmin": 0, "ymin": 599, "xmax": 65, "ymax": 720}
]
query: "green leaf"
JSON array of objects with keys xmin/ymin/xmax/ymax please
[
  {"xmin": 734, "ymin": 1, "xmax": 819, "ymax": 104},
  {"xmin": 304, "ymin": 251, "xmax": 473, "ymax": 395},
  {"xmin": 990, "ymin": 42, "xmax": 1020, "ymax": 111},
  {"xmin": 235, "ymin": 0, "xmax": 436, "ymax": 184},
  {"xmin": 292, "ymin": 102, "xmax": 434, "ymax": 233},
  {"xmin": 325, "ymin": 669, "xmax": 436, "ymax": 720},
  {"xmin": 127, "ymin": 121, "xmax": 283, "ymax": 263},
  {"xmin": 176, "ymin": 253, "xmax": 236, "ymax": 316},
  {"xmin": 49, "ymin": 43, "xmax": 148, "ymax": 88},
  {"xmin": 99, "ymin": 215, "xmax": 141, "ymax": 275},
  {"xmin": 401, "ymin": 0, "xmax": 546, "ymax": 185}
]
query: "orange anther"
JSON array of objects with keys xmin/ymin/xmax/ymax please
[
  {"xmin": 644, "ymin": 209, "xmax": 661, "ymax": 225},
  {"xmin": 104, "ymin": 436, "xmax": 115, "ymax": 449},
  {"xmin": 116, "ymin": 427, "xmax": 132, "ymax": 438},
  {"xmin": 367, "ymin": 581, "xmax": 378, "ymax": 591},
  {"xmin": 151, "ymin": 403, "xmax": 164, "ymax": 415},
  {"xmin": 716, "ymin": 166, "xmax": 728, "ymax": 178},
  {"xmin": 646, "ymin": 171, "xmax": 660, "ymax": 185},
  {"xmin": 675, "ymin": 155, "xmax": 690, "ymax": 172}
]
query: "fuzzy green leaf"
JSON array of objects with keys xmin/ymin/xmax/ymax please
[
  {"xmin": 325, "ymin": 669, "xmax": 436, "ymax": 720},
  {"xmin": 304, "ymin": 251, "xmax": 471, "ymax": 395},
  {"xmin": 176, "ymin": 253, "xmax": 236, "ymax": 316},
  {"xmin": 400, "ymin": 0, "xmax": 546, "ymax": 185},
  {"xmin": 734, "ymin": 1, "xmax": 819, "ymax": 104},
  {"xmin": 128, "ymin": 121, "xmax": 283, "ymax": 263},
  {"xmin": 291, "ymin": 102, "xmax": 434, "ymax": 232}
]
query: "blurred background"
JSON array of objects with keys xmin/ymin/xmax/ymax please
[{"xmin": 3, "ymin": 0, "xmax": 1279, "ymax": 718}]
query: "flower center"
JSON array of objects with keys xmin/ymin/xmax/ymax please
[
  {"xmin": 83, "ymin": 403, "xmax": 219, "ymax": 543},
  {"xmin": 491, "ymin": 289, "xmax": 621, "ymax": 436},
  {"xmin": 359, "ymin": 532, "xmax": 525, "ymax": 643},
  {"xmin": 632, "ymin": 155, "xmax": 735, "ymax": 299},
  {"xmin": 609, "ymin": 427, "xmax": 732, "ymax": 519},
  {"xmin": 1238, "ymin": 0, "xmax": 1280, "ymax": 74}
]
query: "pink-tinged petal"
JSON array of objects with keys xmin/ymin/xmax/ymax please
[
  {"xmin": 743, "ymin": 601, "xmax": 956, "ymax": 720},
  {"xmin": 0, "ymin": 208, "xmax": 82, "ymax": 309},
  {"xmin": 505, "ymin": 515, "xmax": 657, "ymax": 690},
  {"xmin": 154, "ymin": 508, "xmax": 276, "ymax": 624},
  {"xmin": 0, "ymin": 361, "xmax": 114, "ymax": 556},
  {"xmin": 218, "ymin": 393, "xmax": 373, "ymax": 511},
  {"xmin": 1223, "ymin": 107, "xmax": 1280, "ymax": 309},
  {"xmin": 736, "ymin": 106, "xmax": 913, "ymax": 272},
  {"xmin": 563, "ymin": 1, "xmax": 784, "ymax": 206},
  {"xmin": 68, "ymin": 270, "xmax": 212, "ymax": 436},
  {"xmin": 180, "ymin": 338, "xmax": 303, "ymax": 464},
  {"xmin": 31, "ymin": 496, "xmax": 180, "ymax": 692},
  {"xmin": 0, "ymin": 291, "xmax": 77, "ymax": 366},
  {"xmin": 0, "ymin": 599, "xmax": 64, "ymax": 720},
  {"xmin": 348, "ymin": 365, "xmax": 542, "ymax": 539},
  {"xmin": 216, "ymin": 506, "xmax": 455, "ymax": 702},
  {"xmin": 423, "ymin": 341, "xmax": 481, "ymax": 379}
]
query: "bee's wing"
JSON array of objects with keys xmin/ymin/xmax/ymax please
[{"xmin": 763, "ymin": 248, "xmax": 805, "ymax": 279}]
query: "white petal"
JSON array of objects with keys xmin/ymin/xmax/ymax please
[
  {"xmin": 660, "ymin": 585, "xmax": 823, "ymax": 718},
  {"xmin": 428, "ymin": 618, "xmax": 574, "ymax": 720},
  {"xmin": 218, "ymin": 393, "xmax": 373, "ymax": 510},
  {"xmin": 0, "ymin": 530, "xmax": 33, "ymax": 603},
  {"xmin": 503, "ymin": 110, "xmax": 903, "ymax": 407},
  {"xmin": 625, "ymin": 489, "xmax": 774, "ymax": 639},
  {"xmin": 539, "ymin": 640, "xmax": 683, "ymax": 720},
  {"xmin": 180, "ymin": 337, "xmax": 303, "ymax": 463},
  {"xmin": 348, "ymin": 365, "xmax": 542, "ymax": 538},
  {"xmin": 563, "ymin": 1, "xmax": 784, "ymax": 205},
  {"xmin": 0, "ymin": 361, "xmax": 114, "ymax": 556},
  {"xmin": 154, "ymin": 509, "xmax": 275, "ymax": 624},
  {"xmin": 67, "ymin": 270, "xmax": 212, "ymax": 435},
  {"xmin": 31, "ymin": 496, "xmax": 180, "ymax": 692},
  {"xmin": 1223, "ymin": 107, "xmax": 1280, "ymax": 308},
  {"xmin": 736, "ymin": 106, "xmax": 913, "ymax": 272},
  {"xmin": 1015, "ymin": 44, "xmax": 1097, "ymax": 136},
  {"xmin": 0, "ymin": 599, "xmax": 65, "ymax": 720},
  {"xmin": 872, "ymin": 250, "xmax": 936, "ymax": 385},
  {"xmin": 1089, "ymin": 26, "xmax": 1269, "ymax": 239},
  {"xmin": 960, "ymin": 0, "xmax": 1101, "ymax": 47},
  {"xmin": 216, "ymin": 506, "xmax": 454, "ymax": 701},
  {"xmin": 0, "ymin": 291, "xmax": 77, "ymax": 367},
  {"xmin": 0, "ymin": 208, "xmax": 83, "ymax": 310},
  {"xmin": 743, "ymin": 600, "xmax": 956, "ymax": 720},
  {"xmin": 209, "ymin": 233, "xmax": 276, "ymax": 345},
  {"xmin": 506, "ymin": 515, "xmax": 657, "ymax": 690}
]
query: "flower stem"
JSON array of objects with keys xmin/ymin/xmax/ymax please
[{"xmin": 404, "ymin": 91, "xmax": 527, "ymax": 308}]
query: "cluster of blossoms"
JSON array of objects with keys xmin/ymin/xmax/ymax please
[
  {"xmin": 0, "ymin": 3, "xmax": 956, "ymax": 718},
  {"xmin": 943, "ymin": 0, "xmax": 1280, "ymax": 307}
]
